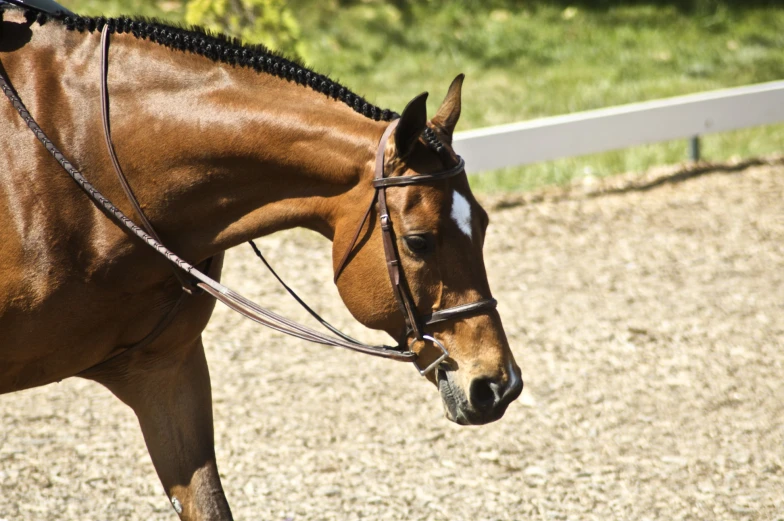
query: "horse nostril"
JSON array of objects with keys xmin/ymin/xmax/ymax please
[{"xmin": 469, "ymin": 378, "xmax": 498, "ymax": 411}]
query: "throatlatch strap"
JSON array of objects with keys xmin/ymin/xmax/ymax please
[{"xmin": 333, "ymin": 190, "xmax": 378, "ymax": 283}]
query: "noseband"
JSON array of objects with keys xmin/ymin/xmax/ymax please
[{"xmin": 0, "ymin": 23, "xmax": 496, "ymax": 376}]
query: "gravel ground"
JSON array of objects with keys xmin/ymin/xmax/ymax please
[{"xmin": 1, "ymin": 160, "xmax": 783, "ymax": 521}]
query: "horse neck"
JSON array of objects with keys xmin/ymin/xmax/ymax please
[{"xmin": 101, "ymin": 33, "xmax": 386, "ymax": 261}]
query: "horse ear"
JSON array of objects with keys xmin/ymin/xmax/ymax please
[
  {"xmin": 430, "ymin": 73, "xmax": 464, "ymax": 142},
  {"xmin": 395, "ymin": 92, "xmax": 429, "ymax": 158}
]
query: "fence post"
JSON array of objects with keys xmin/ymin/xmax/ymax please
[
  {"xmin": 689, "ymin": 136, "xmax": 701, "ymax": 162},
  {"xmin": 689, "ymin": 136, "xmax": 700, "ymax": 163}
]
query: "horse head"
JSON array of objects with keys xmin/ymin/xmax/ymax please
[{"xmin": 333, "ymin": 75, "xmax": 523, "ymax": 425}]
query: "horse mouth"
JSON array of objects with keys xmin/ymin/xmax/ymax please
[
  {"xmin": 437, "ymin": 367, "xmax": 474, "ymax": 425},
  {"xmin": 437, "ymin": 367, "xmax": 515, "ymax": 426}
]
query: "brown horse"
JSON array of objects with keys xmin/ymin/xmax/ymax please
[{"xmin": 0, "ymin": 6, "xmax": 522, "ymax": 520}]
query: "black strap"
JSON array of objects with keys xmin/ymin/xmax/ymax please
[
  {"xmin": 332, "ymin": 190, "xmax": 378, "ymax": 283},
  {"xmin": 1, "ymin": 0, "xmax": 74, "ymax": 17},
  {"xmin": 248, "ymin": 240, "xmax": 363, "ymax": 346}
]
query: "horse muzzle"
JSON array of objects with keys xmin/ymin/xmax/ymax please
[{"xmin": 437, "ymin": 365, "xmax": 523, "ymax": 425}]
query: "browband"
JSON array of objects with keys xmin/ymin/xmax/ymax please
[{"xmin": 372, "ymin": 157, "xmax": 466, "ymax": 188}]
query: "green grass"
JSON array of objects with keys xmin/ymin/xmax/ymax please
[
  {"xmin": 293, "ymin": 2, "xmax": 784, "ymax": 192},
  {"xmin": 61, "ymin": 1, "xmax": 784, "ymax": 191},
  {"xmin": 61, "ymin": 0, "xmax": 185, "ymax": 22}
]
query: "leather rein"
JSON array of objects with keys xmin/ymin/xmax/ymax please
[{"xmin": 0, "ymin": 22, "xmax": 496, "ymax": 376}]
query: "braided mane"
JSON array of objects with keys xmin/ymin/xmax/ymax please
[{"xmin": 7, "ymin": 5, "xmax": 398, "ymax": 122}]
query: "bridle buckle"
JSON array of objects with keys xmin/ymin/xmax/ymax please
[{"xmin": 410, "ymin": 334, "xmax": 449, "ymax": 377}]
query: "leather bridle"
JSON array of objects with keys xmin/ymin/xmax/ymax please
[
  {"xmin": 0, "ymin": 21, "xmax": 497, "ymax": 376},
  {"xmin": 333, "ymin": 119, "xmax": 498, "ymax": 373}
]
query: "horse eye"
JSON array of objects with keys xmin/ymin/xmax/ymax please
[{"xmin": 404, "ymin": 234, "xmax": 431, "ymax": 254}]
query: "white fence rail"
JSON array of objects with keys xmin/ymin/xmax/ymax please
[{"xmin": 453, "ymin": 80, "xmax": 784, "ymax": 173}]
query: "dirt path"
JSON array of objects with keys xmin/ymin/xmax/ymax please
[{"xmin": 2, "ymin": 161, "xmax": 782, "ymax": 521}]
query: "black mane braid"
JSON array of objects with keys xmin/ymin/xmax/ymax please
[{"xmin": 12, "ymin": 7, "xmax": 398, "ymax": 122}]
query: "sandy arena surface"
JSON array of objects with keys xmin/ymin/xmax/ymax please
[{"xmin": 1, "ymin": 160, "xmax": 783, "ymax": 520}]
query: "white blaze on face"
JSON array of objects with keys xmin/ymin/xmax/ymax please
[{"xmin": 450, "ymin": 191, "xmax": 473, "ymax": 239}]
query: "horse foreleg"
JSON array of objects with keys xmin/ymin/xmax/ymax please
[{"xmin": 84, "ymin": 337, "xmax": 233, "ymax": 521}]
